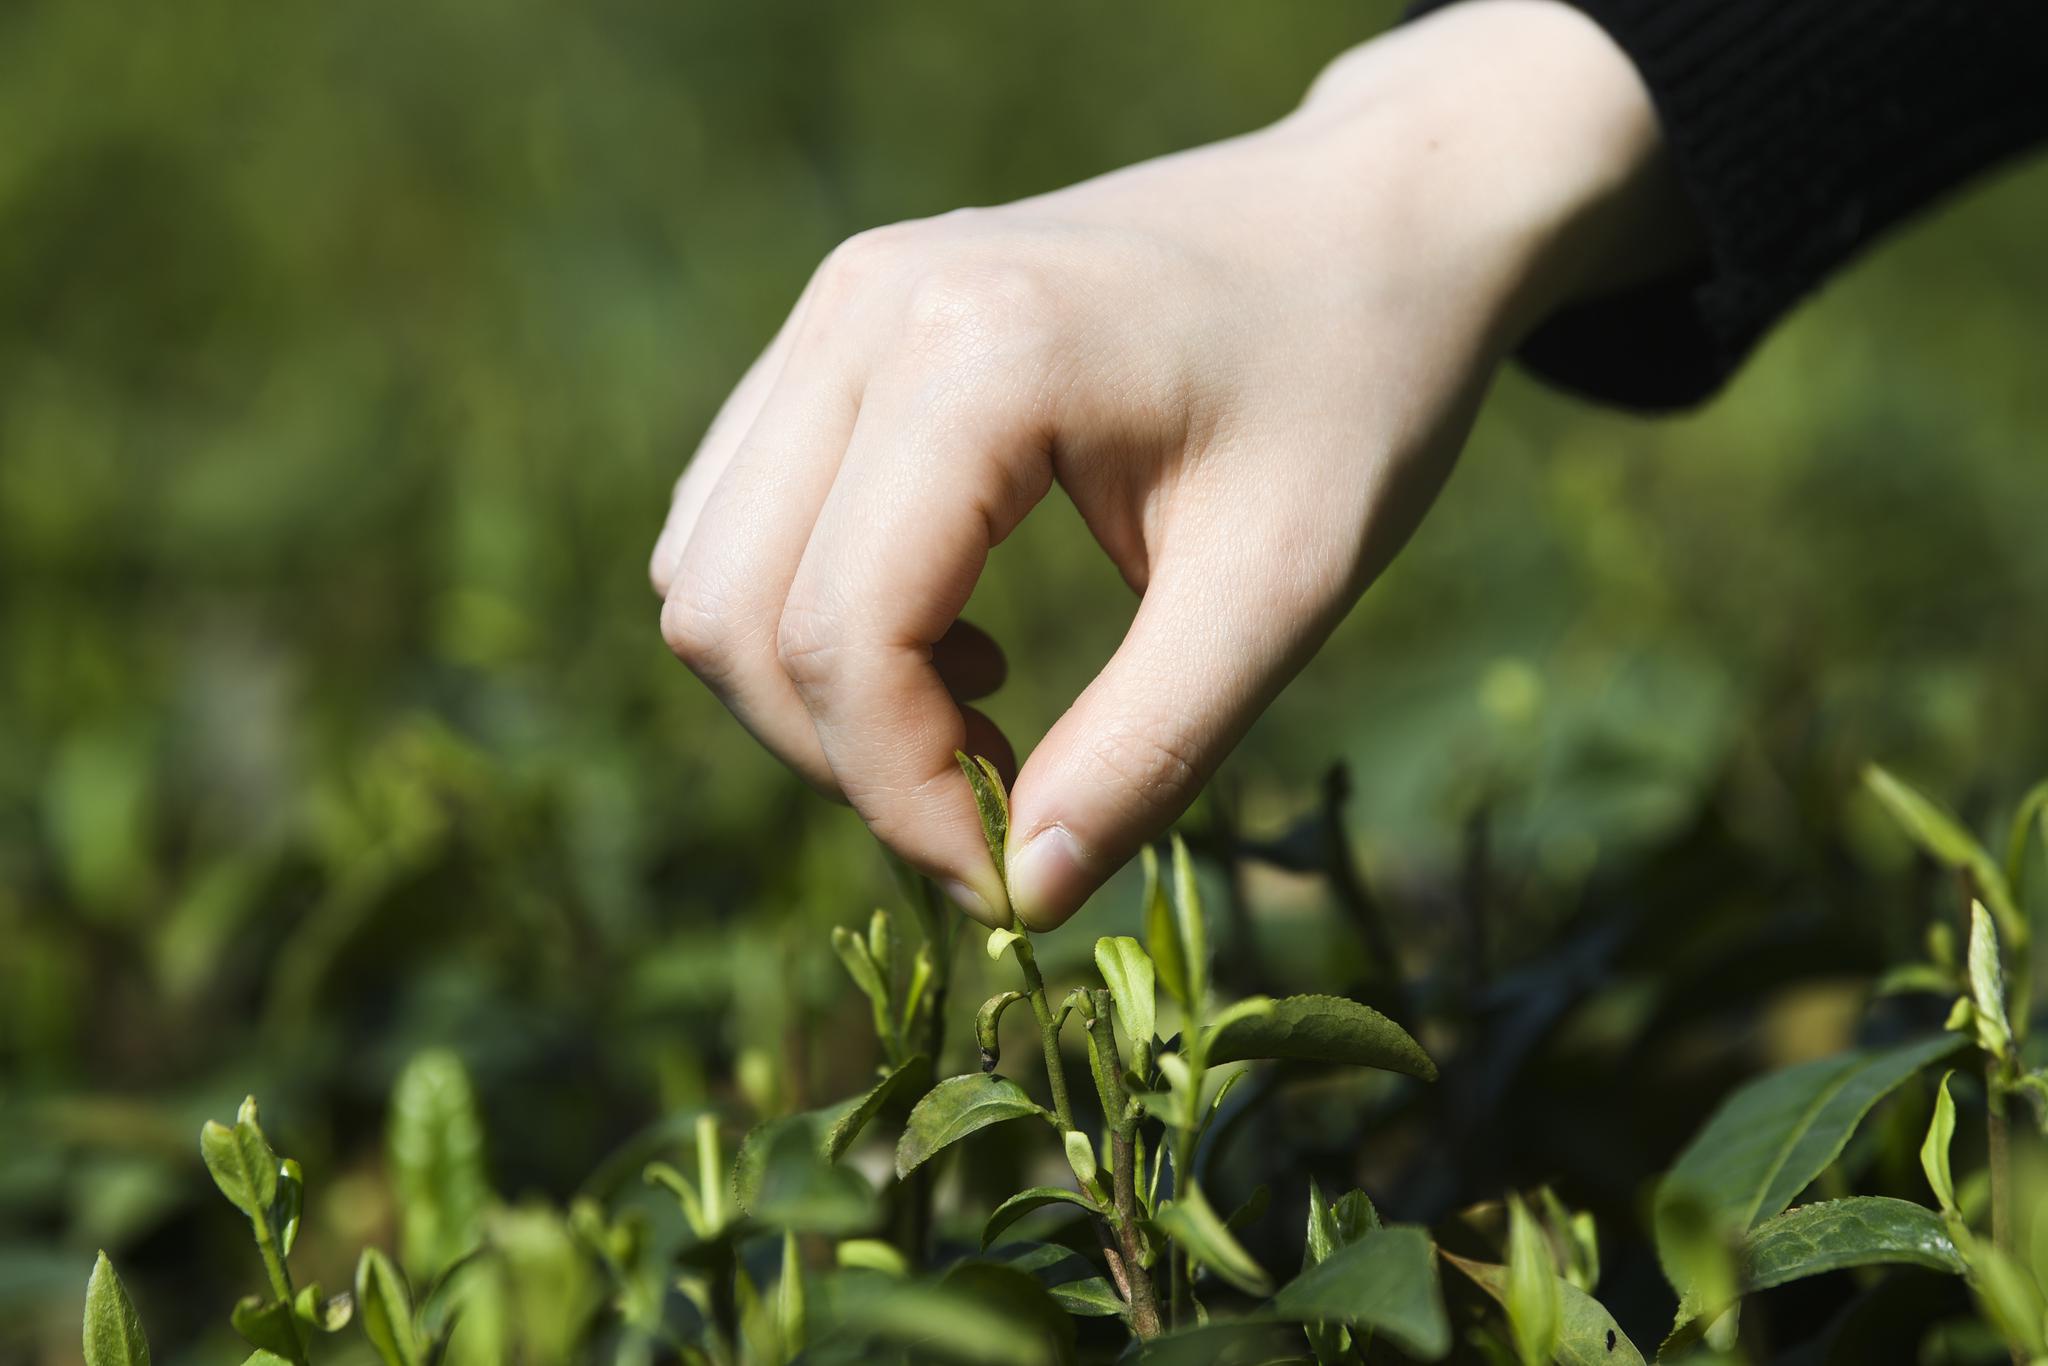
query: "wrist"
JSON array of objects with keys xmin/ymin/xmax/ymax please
[{"xmin": 1288, "ymin": 0, "xmax": 1697, "ymax": 344}]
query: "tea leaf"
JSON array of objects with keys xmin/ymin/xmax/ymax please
[
  {"xmin": 1047, "ymin": 1277, "xmax": 1123, "ymax": 1318},
  {"xmin": 1967, "ymin": 900, "xmax": 2012, "ymax": 1059},
  {"xmin": 751, "ymin": 1121, "xmax": 879, "ymax": 1235},
  {"xmin": 1124, "ymin": 1322, "xmax": 1302, "ymax": 1366},
  {"xmin": 895, "ymin": 1073, "xmax": 1049, "ymax": 1178},
  {"xmin": 273, "ymin": 1159, "xmax": 303, "ymax": 1258},
  {"xmin": 814, "ymin": 1264, "xmax": 1068, "ymax": 1366},
  {"xmin": 241, "ymin": 1356, "xmax": 293, "ymax": 1366},
  {"xmin": 1921, "ymin": 1071, "xmax": 1957, "ymax": 1213},
  {"xmin": 293, "ymin": 1283, "xmax": 354, "ymax": 1333},
  {"xmin": 1441, "ymin": 1251, "xmax": 1644, "ymax": 1366},
  {"xmin": 1968, "ymin": 1240, "xmax": 2048, "ymax": 1357},
  {"xmin": 778, "ymin": 1230, "xmax": 805, "ymax": 1355},
  {"xmin": 836, "ymin": 1239, "xmax": 908, "ymax": 1275},
  {"xmin": 1740, "ymin": 1197, "xmax": 1965, "ymax": 1293},
  {"xmin": 1302, "ymin": 1180, "xmax": 1377, "ymax": 1274},
  {"xmin": 1202, "ymin": 993, "xmax": 1437, "ymax": 1081},
  {"xmin": 987, "ymin": 926, "xmax": 1024, "ymax": 961},
  {"xmin": 355, "ymin": 1247, "xmax": 423, "ymax": 1366},
  {"xmin": 1270, "ymin": 1225, "xmax": 1451, "ymax": 1360},
  {"xmin": 1506, "ymin": 1195, "xmax": 1561, "ymax": 1364},
  {"xmin": 823, "ymin": 1055, "xmax": 929, "ymax": 1161},
  {"xmin": 230, "ymin": 1297, "xmax": 300, "ymax": 1357},
  {"xmin": 831, "ymin": 926, "xmax": 888, "ymax": 1007},
  {"xmin": 1141, "ymin": 845, "xmax": 1190, "ymax": 1010},
  {"xmin": 1864, "ymin": 765, "xmax": 2021, "ymax": 936},
  {"xmin": 83, "ymin": 1252, "xmax": 151, "ymax": 1366},
  {"xmin": 977, "ymin": 991, "xmax": 1026, "ymax": 1070},
  {"xmin": 1093, "ymin": 936, "xmax": 1156, "ymax": 1074},
  {"xmin": 201, "ymin": 1102, "xmax": 280, "ymax": 1220},
  {"xmin": 1170, "ymin": 835, "xmax": 1209, "ymax": 1012},
  {"xmin": 1654, "ymin": 1033, "xmax": 1961, "ymax": 1291},
  {"xmin": 987, "ymin": 1242, "xmax": 1125, "ymax": 1319},
  {"xmin": 388, "ymin": 1049, "xmax": 490, "ymax": 1280},
  {"xmin": 955, "ymin": 752, "xmax": 1010, "ymax": 881},
  {"xmin": 1153, "ymin": 1183, "xmax": 1271, "ymax": 1296},
  {"xmin": 982, "ymin": 1187, "xmax": 1098, "ymax": 1249}
]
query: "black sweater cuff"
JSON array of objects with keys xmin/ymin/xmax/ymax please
[{"xmin": 1410, "ymin": 0, "xmax": 2048, "ymax": 410}]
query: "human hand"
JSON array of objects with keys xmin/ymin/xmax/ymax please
[{"xmin": 650, "ymin": 0, "xmax": 1693, "ymax": 929}]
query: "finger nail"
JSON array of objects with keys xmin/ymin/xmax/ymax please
[
  {"xmin": 1006, "ymin": 825, "xmax": 1095, "ymax": 931},
  {"xmin": 941, "ymin": 878, "xmax": 1001, "ymax": 927}
]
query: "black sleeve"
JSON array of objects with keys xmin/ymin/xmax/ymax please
[{"xmin": 1408, "ymin": 1, "xmax": 2048, "ymax": 410}]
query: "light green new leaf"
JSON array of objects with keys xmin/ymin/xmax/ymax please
[
  {"xmin": 355, "ymin": 1247, "xmax": 423, "ymax": 1366},
  {"xmin": 1740, "ymin": 1197, "xmax": 1965, "ymax": 1293},
  {"xmin": 1141, "ymin": 845, "xmax": 1190, "ymax": 1010},
  {"xmin": 1654, "ymin": 1033, "xmax": 1961, "ymax": 1289},
  {"xmin": 1442, "ymin": 1251, "xmax": 1644, "ymax": 1366},
  {"xmin": 388, "ymin": 1048, "xmax": 490, "ymax": 1280},
  {"xmin": 955, "ymin": 752, "xmax": 1010, "ymax": 880},
  {"xmin": 1968, "ymin": 900, "xmax": 2013, "ymax": 1059},
  {"xmin": 1170, "ymin": 835, "xmax": 1209, "ymax": 1012},
  {"xmin": 273, "ymin": 1159, "xmax": 303, "ymax": 1258},
  {"xmin": 823, "ymin": 1055, "xmax": 929, "ymax": 1161},
  {"xmin": 1094, "ymin": 936, "xmax": 1156, "ymax": 1073},
  {"xmin": 1506, "ymin": 1195, "xmax": 1561, "ymax": 1365},
  {"xmin": 201, "ymin": 1102, "xmax": 280, "ymax": 1220},
  {"xmin": 1062, "ymin": 1131, "xmax": 1098, "ymax": 1188},
  {"xmin": 895, "ymin": 1073, "xmax": 1049, "ymax": 1178},
  {"xmin": 1154, "ymin": 1183, "xmax": 1271, "ymax": 1296},
  {"xmin": 986, "ymin": 927, "xmax": 1024, "ymax": 962},
  {"xmin": 1202, "ymin": 993, "xmax": 1437, "ymax": 1081},
  {"xmin": 83, "ymin": 1252, "xmax": 151, "ymax": 1366},
  {"xmin": 982, "ymin": 1187, "xmax": 1099, "ymax": 1249},
  {"xmin": 1864, "ymin": 765, "xmax": 2021, "ymax": 937},
  {"xmin": 1271, "ymin": 1226, "xmax": 1451, "ymax": 1360},
  {"xmin": 1969, "ymin": 1240, "xmax": 2048, "ymax": 1357},
  {"xmin": 1303, "ymin": 1180, "xmax": 1380, "ymax": 1273},
  {"xmin": 1921, "ymin": 1071, "xmax": 1957, "ymax": 1213},
  {"xmin": 831, "ymin": 926, "xmax": 887, "ymax": 1007},
  {"xmin": 293, "ymin": 1282, "xmax": 354, "ymax": 1333},
  {"xmin": 240, "ymin": 1356, "xmax": 292, "ymax": 1366}
]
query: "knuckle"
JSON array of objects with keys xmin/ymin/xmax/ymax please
[
  {"xmin": 814, "ymin": 224, "xmax": 913, "ymax": 305},
  {"xmin": 1087, "ymin": 718, "xmax": 1204, "ymax": 824},
  {"xmin": 899, "ymin": 257, "xmax": 1058, "ymax": 364},
  {"xmin": 659, "ymin": 583, "xmax": 735, "ymax": 680},
  {"xmin": 774, "ymin": 600, "xmax": 845, "ymax": 692}
]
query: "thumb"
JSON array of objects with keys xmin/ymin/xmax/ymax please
[{"xmin": 1002, "ymin": 549, "xmax": 1342, "ymax": 930}]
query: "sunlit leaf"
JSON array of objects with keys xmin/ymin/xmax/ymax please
[
  {"xmin": 1062, "ymin": 1131, "xmax": 1098, "ymax": 1188},
  {"xmin": 83, "ymin": 1252, "xmax": 151, "ymax": 1366},
  {"xmin": 1170, "ymin": 835, "xmax": 1209, "ymax": 1012},
  {"xmin": 1141, "ymin": 845, "xmax": 1189, "ymax": 1010},
  {"xmin": 823, "ymin": 1055, "xmax": 929, "ymax": 1161},
  {"xmin": 836, "ymin": 1239, "xmax": 908, "ymax": 1275},
  {"xmin": 1921, "ymin": 1071, "xmax": 1957, "ymax": 1214},
  {"xmin": 1442, "ymin": 1251, "xmax": 1644, "ymax": 1366},
  {"xmin": 1153, "ymin": 1183, "xmax": 1270, "ymax": 1296},
  {"xmin": 1202, "ymin": 993, "xmax": 1436, "ymax": 1081},
  {"xmin": 292, "ymin": 1282, "xmax": 353, "ymax": 1333},
  {"xmin": 1967, "ymin": 900, "xmax": 2012, "ymax": 1059},
  {"xmin": 200, "ymin": 1100, "xmax": 280, "ymax": 1220},
  {"xmin": 355, "ymin": 1247, "xmax": 423, "ymax": 1366},
  {"xmin": 229, "ymin": 1297, "xmax": 300, "ymax": 1357},
  {"xmin": 1864, "ymin": 765, "xmax": 2021, "ymax": 935},
  {"xmin": 388, "ymin": 1049, "xmax": 490, "ymax": 1280},
  {"xmin": 956, "ymin": 751, "xmax": 1010, "ymax": 879},
  {"xmin": 1094, "ymin": 936, "xmax": 1156, "ymax": 1074},
  {"xmin": 1506, "ymin": 1194, "xmax": 1561, "ymax": 1364},
  {"xmin": 895, "ymin": 1073, "xmax": 1049, "ymax": 1178},
  {"xmin": 1270, "ymin": 1225, "xmax": 1450, "ymax": 1360},
  {"xmin": 1968, "ymin": 1239, "xmax": 2048, "ymax": 1357}
]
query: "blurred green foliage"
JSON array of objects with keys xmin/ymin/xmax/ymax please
[{"xmin": 3, "ymin": 0, "xmax": 2046, "ymax": 1359}]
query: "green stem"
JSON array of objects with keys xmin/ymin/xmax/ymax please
[
  {"xmin": 249, "ymin": 1209, "xmax": 309, "ymax": 1363},
  {"xmin": 1012, "ymin": 933, "xmax": 1076, "ymax": 1131},
  {"xmin": 1081, "ymin": 993, "xmax": 1162, "ymax": 1339}
]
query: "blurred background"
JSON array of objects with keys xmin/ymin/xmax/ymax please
[{"xmin": 4, "ymin": 0, "xmax": 2045, "ymax": 1360}]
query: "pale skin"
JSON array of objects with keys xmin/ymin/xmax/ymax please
[{"xmin": 650, "ymin": 0, "xmax": 1701, "ymax": 931}]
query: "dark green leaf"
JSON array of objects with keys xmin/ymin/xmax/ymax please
[
  {"xmin": 1740, "ymin": 1197, "xmax": 1965, "ymax": 1293},
  {"xmin": 230, "ymin": 1297, "xmax": 300, "ymax": 1357},
  {"xmin": 734, "ymin": 1107, "xmax": 843, "ymax": 1213},
  {"xmin": 984, "ymin": 1241, "xmax": 1119, "ymax": 1318},
  {"xmin": 1654, "ymin": 1034, "xmax": 1960, "ymax": 1289},
  {"xmin": 355, "ymin": 1247, "xmax": 422, "ymax": 1366},
  {"xmin": 1271, "ymin": 1225, "xmax": 1449, "ymax": 1360},
  {"xmin": 750, "ymin": 1120, "xmax": 879, "ymax": 1235},
  {"xmin": 824, "ymin": 1055, "xmax": 929, "ymax": 1161},
  {"xmin": 1441, "ymin": 1251, "xmax": 1645, "ymax": 1366},
  {"xmin": 388, "ymin": 1049, "xmax": 490, "ymax": 1281},
  {"xmin": 200, "ymin": 1102, "xmax": 280, "ymax": 1221},
  {"xmin": 1153, "ymin": 1183, "xmax": 1271, "ymax": 1296},
  {"xmin": 1124, "ymin": 1321, "xmax": 1303, "ymax": 1366},
  {"xmin": 956, "ymin": 752, "xmax": 1010, "ymax": 879},
  {"xmin": 1141, "ymin": 845, "xmax": 1189, "ymax": 1010},
  {"xmin": 982, "ymin": 1187, "xmax": 1097, "ymax": 1249},
  {"xmin": 83, "ymin": 1252, "xmax": 151, "ymax": 1366},
  {"xmin": 1201, "ymin": 993, "xmax": 1436, "ymax": 1081},
  {"xmin": 895, "ymin": 1073, "xmax": 1048, "ymax": 1179}
]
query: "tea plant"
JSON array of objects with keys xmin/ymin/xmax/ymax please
[
  {"xmin": 1650, "ymin": 765, "xmax": 2048, "ymax": 1364},
  {"xmin": 92, "ymin": 754, "xmax": 2048, "ymax": 1363}
]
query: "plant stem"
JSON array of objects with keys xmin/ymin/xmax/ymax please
[
  {"xmin": 1989, "ymin": 1084, "xmax": 2014, "ymax": 1258},
  {"xmin": 248, "ymin": 1208, "xmax": 309, "ymax": 1362},
  {"xmin": 1082, "ymin": 991, "xmax": 1162, "ymax": 1338},
  {"xmin": 1011, "ymin": 934, "xmax": 1077, "ymax": 1131}
]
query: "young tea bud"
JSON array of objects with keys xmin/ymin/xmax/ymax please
[{"xmin": 977, "ymin": 991, "xmax": 1026, "ymax": 1072}]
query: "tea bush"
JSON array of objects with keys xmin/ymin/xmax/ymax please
[{"xmin": 76, "ymin": 759, "xmax": 2048, "ymax": 1365}]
